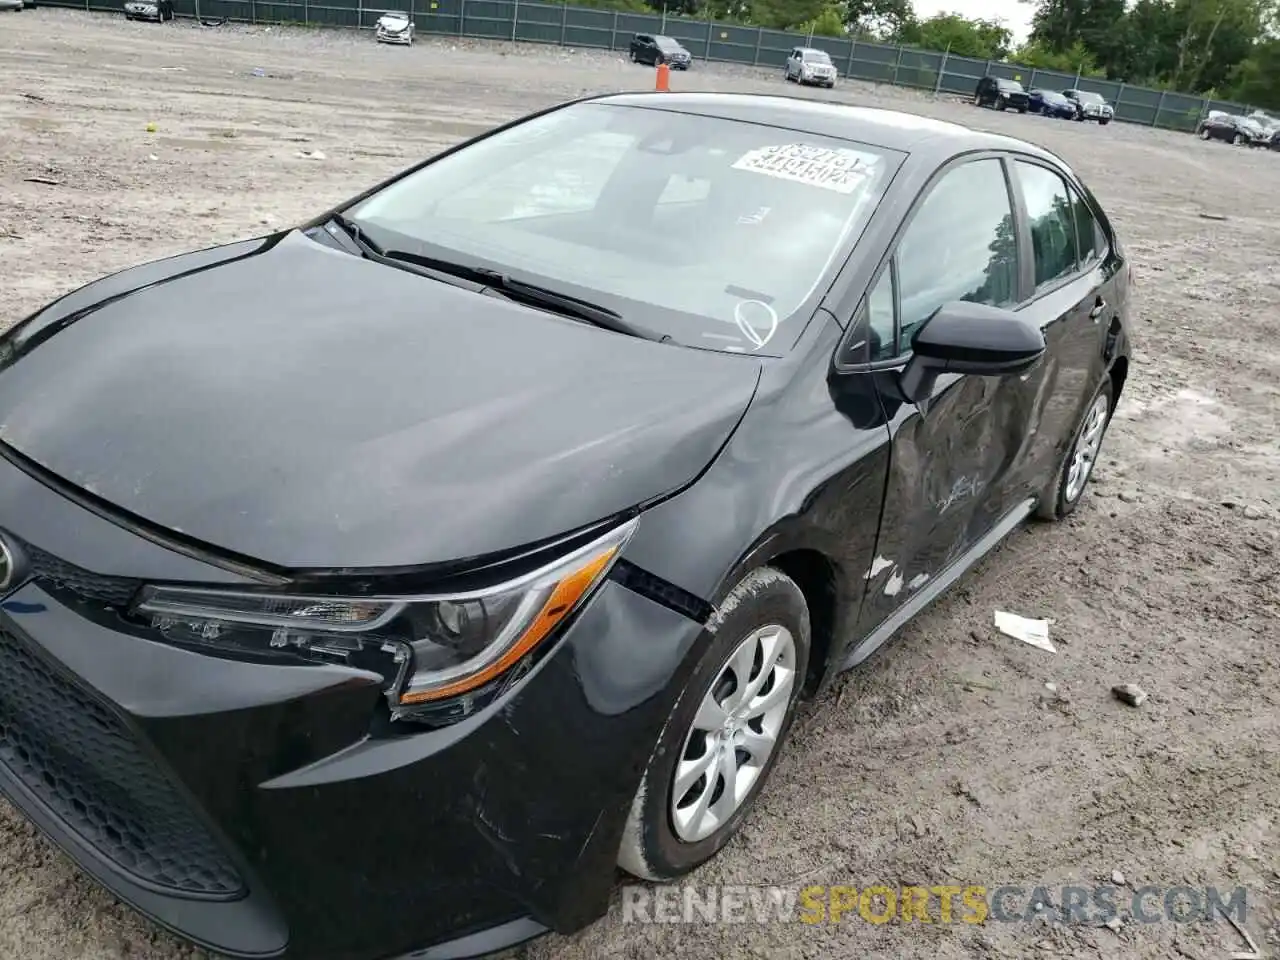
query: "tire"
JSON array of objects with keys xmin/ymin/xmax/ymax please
[
  {"xmin": 973, "ymin": 92, "xmax": 981, "ymax": 106},
  {"xmin": 629, "ymin": 49, "xmax": 637, "ymax": 62},
  {"xmin": 1232, "ymin": 133, "xmax": 1244, "ymax": 145},
  {"xmin": 1099, "ymin": 117, "xmax": 1110, "ymax": 125},
  {"xmin": 1198, "ymin": 126, "xmax": 1211, "ymax": 139},
  {"xmin": 1017, "ymin": 106, "xmax": 1027, "ymax": 114},
  {"xmin": 655, "ymin": 53, "xmax": 665, "ymax": 66},
  {"xmin": 996, "ymin": 95, "xmax": 1006, "ymax": 111},
  {"xmin": 1035, "ymin": 377, "xmax": 1115, "ymax": 521},
  {"xmin": 617, "ymin": 567, "xmax": 811, "ymax": 881}
]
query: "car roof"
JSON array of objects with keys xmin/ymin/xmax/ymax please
[{"xmin": 590, "ymin": 92, "xmax": 1057, "ymax": 161}]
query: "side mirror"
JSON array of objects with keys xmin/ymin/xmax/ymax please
[{"xmin": 899, "ymin": 301, "xmax": 1045, "ymax": 404}]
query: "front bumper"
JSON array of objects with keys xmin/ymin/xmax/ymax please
[
  {"xmin": 124, "ymin": 4, "xmax": 161, "ymax": 17},
  {"xmin": 0, "ymin": 457, "xmax": 705, "ymax": 960},
  {"xmin": 376, "ymin": 28, "xmax": 413, "ymax": 43}
]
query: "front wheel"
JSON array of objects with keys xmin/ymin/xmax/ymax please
[
  {"xmin": 1232, "ymin": 133, "xmax": 1244, "ymax": 145},
  {"xmin": 1036, "ymin": 378, "xmax": 1115, "ymax": 521},
  {"xmin": 1099, "ymin": 117, "xmax": 1110, "ymax": 125},
  {"xmin": 617, "ymin": 567, "xmax": 811, "ymax": 880}
]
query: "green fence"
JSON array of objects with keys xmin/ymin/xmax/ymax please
[{"xmin": 45, "ymin": 0, "xmax": 1259, "ymax": 130}]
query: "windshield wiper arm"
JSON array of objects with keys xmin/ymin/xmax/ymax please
[
  {"xmin": 381, "ymin": 249, "xmax": 668, "ymax": 343},
  {"xmin": 329, "ymin": 213, "xmax": 384, "ymax": 257}
]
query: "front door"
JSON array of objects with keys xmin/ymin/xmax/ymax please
[{"xmin": 854, "ymin": 155, "xmax": 1032, "ymax": 637}]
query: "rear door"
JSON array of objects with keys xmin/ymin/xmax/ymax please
[{"xmin": 853, "ymin": 155, "xmax": 1030, "ymax": 637}]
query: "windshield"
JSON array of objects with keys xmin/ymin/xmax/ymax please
[
  {"xmin": 1076, "ymin": 91, "xmax": 1104, "ymax": 104},
  {"xmin": 998, "ymin": 80, "xmax": 1024, "ymax": 92},
  {"xmin": 345, "ymin": 102, "xmax": 898, "ymax": 356},
  {"xmin": 655, "ymin": 37, "xmax": 682, "ymax": 51},
  {"xmin": 803, "ymin": 50, "xmax": 832, "ymax": 63}
]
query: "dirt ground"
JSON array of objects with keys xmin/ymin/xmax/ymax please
[{"xmin": 1, "ymin": 10, "xmax": 1278, "ymax": 960}]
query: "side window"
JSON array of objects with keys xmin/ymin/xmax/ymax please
[
  {"xmin": 1069, "ymin": 186, "xmax": 1103, "ymax": 265},
  {"xmin": 1013, "ymin": 160, "xmax": 1078, "ymax": 289},
  {"xmin": 896, "ymin": 158, "xmax": 1020, "ymax": 347}
]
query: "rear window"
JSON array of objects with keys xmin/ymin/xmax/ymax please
[{"xmin": 347, "ymin": 102, "xmax": 901, "ymax": 356}]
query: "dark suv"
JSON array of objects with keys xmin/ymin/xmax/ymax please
[
  {"xmin": 628, "ymin": 34, "xmax": 692, "ymax": 69},
  {"xmin": 974, "ymin": 76, "xmax": 1029, "ymax": 113}
]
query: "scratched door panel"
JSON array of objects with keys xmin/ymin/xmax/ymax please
[{"xmin": 855, "ymin": 371, "xmax": 1001, "ymax": 635}]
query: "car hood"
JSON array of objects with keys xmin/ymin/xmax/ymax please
[{"xmin": 0, "ymin": 231, "xmax": 762, "ymax": 571}]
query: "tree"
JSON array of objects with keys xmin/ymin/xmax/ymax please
[
  {"xmin": 1020, "ymin": 0, "xmax": 1275, "ymax": 93},
  {"xmin": 1229, "ymin": 36, "xmax": 1280, "ymax": 108},
  {"xmin": 749, "ymin": 0, "xmax": 829, "ymax": 29},
  {"xmin": 844, "ymin": 0, "xmax": 913, "ymax": 38},
  {"xmin": 901, "ymin": 12, "xmax": 1013, "ymax": 60}
]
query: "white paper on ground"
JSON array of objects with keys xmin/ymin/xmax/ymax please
[{"xmin": 994, "ymin": 611, "xmax": 1056, "ymax": 653}]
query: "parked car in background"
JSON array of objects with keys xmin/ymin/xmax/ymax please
[
  {"xmin": 1028, "ymin": 88, "xmax": 1078, "ymax": 119},
  {"xmin": 1195, "ymin": 112, "xmax": 1269, "ymax": 146},
  {"xmin": 784, "ymin": 47, "xmax": 838, "ymax": 87},
  {"xmin": 974, "ymin": 77, "xmax": 1029, "ymax": 112},
  {"xmin": 1062, "ymin": 89, "xmax": 1113, "ymax": 124},
  {"xmin": 122, "ymin": 0, "xmax": 172, "ymax": 19},
  {"xmin": 629, "ymin": 34, "xmax": 692, "ymax": 69},
  {"xmin": 374, "ymin": 11, "xmax": 413, "ymax": 44},
  {"xmin": 0, "ymin": 90, "xmax": 1131, "ymax": 960},
  {"xmin": 1, "ymin": 0, "xmax": 25, "ymax": 10},
  {"xmin": 1245, "ymin": 111, "xmax": 1280, "ymax": 149}
]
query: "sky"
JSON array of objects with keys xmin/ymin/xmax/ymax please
[{"xmin": 911, "ymin": 0, "xmax": 1036, "ymax": 45}]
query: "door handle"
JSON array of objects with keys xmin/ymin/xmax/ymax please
[{"xmin": 1089, "ymin": 298, "xmax": 1107, "ymax": 321}]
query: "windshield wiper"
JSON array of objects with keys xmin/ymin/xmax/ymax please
[
  {"xmin": 380, "ymin": 249, "xmax": 668, "ymax": 343},
  {"xmin": 327, "ymin": 217, "xmax": 668, "ymax": 342},
  {"xmin": 329, "ymin": 213, "xmax": 384, "ymax": 256}
]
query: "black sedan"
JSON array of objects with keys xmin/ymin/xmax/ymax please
[
  {"xmin": 1029, "ymin": 88, "xmax": 1078, "ymax": 119},
  {"xmin": 0, "ymin": 93, "xmax": 1131, "ymax": 960},
  {"xmin": 1196, "ymin": 111, "xmax": 1269, "ymax": 146}
]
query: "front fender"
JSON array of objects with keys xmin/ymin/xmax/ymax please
[{"xmin": 621, "ymin": 322, "xmax": 892, "ymax": 687}]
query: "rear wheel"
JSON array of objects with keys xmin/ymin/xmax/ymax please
[
  {"xmin": 1036, "ymin": 379, "xmax": 1115, "ymax": 521},
  {"xmin": 617, "ymin": 568, "xmax": 810, "ymax": 880}
]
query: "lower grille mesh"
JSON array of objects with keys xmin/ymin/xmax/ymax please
[{"xmin": 0, "ymin": 628, "xmax": 245, "ymax": 899}]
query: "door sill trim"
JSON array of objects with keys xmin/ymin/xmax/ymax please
[{"xmin": 840, "ymin": 497, "xmax": 1036, "ymax": 670}]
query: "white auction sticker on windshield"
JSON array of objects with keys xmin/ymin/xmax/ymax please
[{"xmin": 731, "ymin": 144, "xmax": 877, "ymax": 194}]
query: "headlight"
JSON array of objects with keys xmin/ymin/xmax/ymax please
[{"xmin": 133, "ymin": 518, "xmax": 637, "ymax": 721}]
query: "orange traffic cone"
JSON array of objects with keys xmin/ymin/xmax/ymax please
[{"xmin": 655, "ymin": 62, "xmax": 670, "ymax": 92}]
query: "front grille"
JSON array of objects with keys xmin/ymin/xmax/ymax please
[
  {"xmin": 23, "ymin": 541, "xmax": 140, "ymax": 607},
  {"xmin": 0, "ymin": 628, "xmax": 245, "ymax": 899}
]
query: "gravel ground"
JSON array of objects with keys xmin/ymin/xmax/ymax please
[{"xmin": 1, "ymin": 10, "xmax": 1278, "ymax": 960}]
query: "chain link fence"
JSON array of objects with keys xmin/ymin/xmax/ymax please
[{"xmin": 46, "ymin": 0, "xmax": 1260, "ymax": 130}]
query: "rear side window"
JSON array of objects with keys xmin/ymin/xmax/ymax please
[
  {"xmin": 1013, "ymin": 160, "xmax": 1077, "ymax": 289},
  {"xmin": 895, "ymin": 157, "xmax": 1020, "ymax": 348}
]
